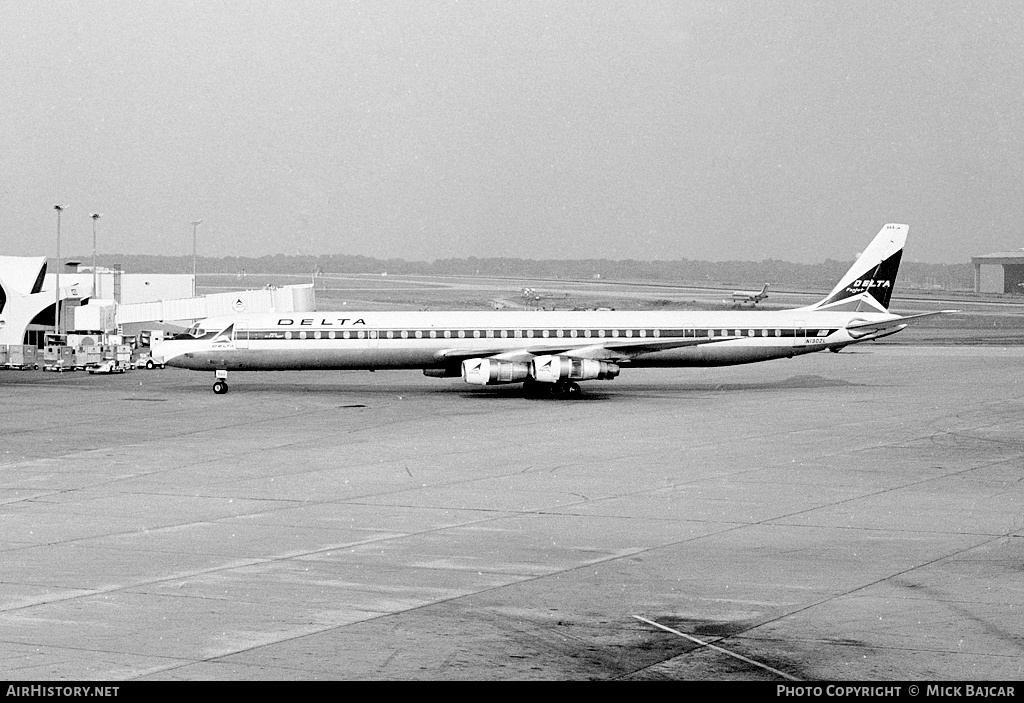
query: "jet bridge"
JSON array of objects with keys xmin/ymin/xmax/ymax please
[{"xmin": 116, "ymin": 283, "xmax": 314, "ymax": 325}]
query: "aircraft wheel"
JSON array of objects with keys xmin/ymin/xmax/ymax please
[
  {"xmin": 213, "ymin": 380, "xmax": 229, "ymax": 394},
  {"xmin": 553, "ymin": 382, "xmax": 580, "ymax": 398},
  {"xmin": 524, "ymin": 380, "xmax": 557, "ymax": 399}
]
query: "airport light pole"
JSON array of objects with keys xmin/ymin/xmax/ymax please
[
  {"xmin": 54, "ymin": 205, "xmax": 65, "ymax": 336},
  {"xmin": 90, "ymin": 213, "xmax": 101, "ymax": 299},
  {"xmin": 191, "ymin": 219, "xmax": 202, "ymax": 297}
]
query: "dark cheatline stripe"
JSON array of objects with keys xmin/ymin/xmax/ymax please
[{"xmin": 237, "ymin": 327, "xmax": 838, "ymax": 342}]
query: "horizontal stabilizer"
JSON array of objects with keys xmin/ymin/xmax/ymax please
[
  {"xmin": 846, "ymin": 310, "xmax": 955, "ymax": 331},
  {"xmin": 848, "ymin": 324, "xmax": 907, "ymax": 342},
  {"xmin": 845, "ymin": 310, "xmax": 955, "ymax": 339}
]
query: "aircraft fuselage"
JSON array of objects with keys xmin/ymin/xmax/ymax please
[
  {"xmin": 152, "ymin": 224, "xmax": 938, "ymax": 395},
  {"xmin": 157, "ymin": 308, "xmax": 887, "ymax": 372}
]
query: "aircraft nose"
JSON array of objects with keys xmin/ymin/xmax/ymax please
[{"xmin": 151, "ymin": 341, "xmax": 171, "ymax": 365}]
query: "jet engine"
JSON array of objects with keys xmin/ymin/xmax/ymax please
[
  {"xmin": 530, "ymin": 355, "xmax": 620, "ymax": 383},
  {"xmin": 461, "ymin": 358, "xmax": 532, "ymax": 385}
]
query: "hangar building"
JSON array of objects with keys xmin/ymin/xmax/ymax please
[{"xmin": 972, "ymin": 251, "xmax": 1024, "ymax": 294}]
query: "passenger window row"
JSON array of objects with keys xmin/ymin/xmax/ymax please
[{"xmin": 243, "ymin": 328, "xmax": 836, "ymax": 341}]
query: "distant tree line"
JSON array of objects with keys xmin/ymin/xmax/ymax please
[{"xmin": 67, "ymin": 253, "xmax": 974, "ymax": 291}]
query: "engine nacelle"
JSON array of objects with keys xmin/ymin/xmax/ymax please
[
  {"xmin": 461, "ymin": 358, "xmax": 532, "ymax": 385},
  {"xmin": 530, "ymin": 355, "xmax": 620, "ymax": 383}
]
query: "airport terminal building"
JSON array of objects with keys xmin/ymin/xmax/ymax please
[{"xmin": 1, "ymin": 255, "xmax": 314, "ymax": 348}]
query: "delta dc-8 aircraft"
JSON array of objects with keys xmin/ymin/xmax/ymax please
[{"xmin": 154, "ymin": 224, "xmax": 950, "ymax": 397}]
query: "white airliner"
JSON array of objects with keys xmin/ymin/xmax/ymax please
[
  {"xmin": 154, "ymin": 224, "xmax": 950, "ymax": 397},
  {"xmin": 729, "ymin": 283, "xmax": 769, "ymax": 306}
]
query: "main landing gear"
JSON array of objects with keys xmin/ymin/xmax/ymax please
[
  {"xmin": 523, "ymin": 379, "xmax": 582, "ymax": 399},
  {"xmin": 213, "ymin": 370, "xmax": 229, "ymax": 394}
]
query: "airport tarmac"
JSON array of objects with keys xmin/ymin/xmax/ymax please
[{"xmin": 1, "ymin": 345, "xmax": 1023, "ymax": 681}]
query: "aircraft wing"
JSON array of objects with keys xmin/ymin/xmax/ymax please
[
  {"xmin": 434, "ymin": 335, "xmax": 741, "ymax": 364},
  {"xmin": 435, "ymin": 344, "xmax": 564, "ymax": 363},
  {"xmin": 590, "ymin": 335, "xmax": 742, "ymax": 357},
  {"xmin": 845, "ymin": 310, "xmax": 955, "ymax": 337}
]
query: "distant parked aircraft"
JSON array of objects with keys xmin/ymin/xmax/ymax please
[{"xmin": 729, "ymin": 283, "xmax": 769, "ymax": 307}]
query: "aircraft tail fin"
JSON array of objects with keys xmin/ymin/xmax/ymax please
[{"xmin": 806, "ymin": 224, "xmax": 907, "ymax": 313}]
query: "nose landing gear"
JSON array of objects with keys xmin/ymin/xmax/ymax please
[{"xmin": 213, "ymin": 370, "xmax": 229, "ymax": 394}]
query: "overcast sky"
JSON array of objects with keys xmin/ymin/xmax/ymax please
[{"xmin": 2, "ymin": 1, "xmax": 1022, "ymax": 264}]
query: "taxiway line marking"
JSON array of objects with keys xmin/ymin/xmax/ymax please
[{"xmin": 632, "ymin": 615, "xmax": 801, "ymax": 681}]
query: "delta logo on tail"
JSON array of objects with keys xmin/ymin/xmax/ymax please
[
  {"xmin": 826, "ymin": 248, "xmax": 902, "ymax": 309},
  {"xmin": 807, "ymin": 223, "xmax": 907, "ymax": 314}
]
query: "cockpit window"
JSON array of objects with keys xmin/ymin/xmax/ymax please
[{"xmin": 171, "ymin": 324, "xmax": 209, "ymax": 340}]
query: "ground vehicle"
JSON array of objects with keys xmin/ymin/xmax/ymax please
[
  {"xmin": 88, "ymin": 359, "xmax": 128, "ymax": 374},
  {"xmin": 43, "ymin": 345, "xmax": 76, "ymax": 372},
  {"xmin": 5, "ymin": 345, "xmax": 39, "ymax": 370},
  {"xmin": 133, "ymin": 353, "xmax": 165, "ymax": 369}
]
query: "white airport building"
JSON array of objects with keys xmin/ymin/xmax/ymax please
[
  {"xmin": 0, "ymin": 256, "xmax": 314, "ymax": 348},
  {"xmin": 971, "ymin": 250, "xmax": 1024, "ymax": 294}
]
